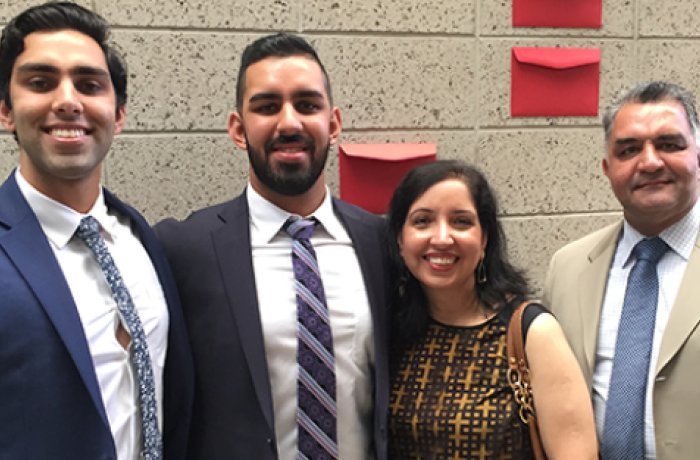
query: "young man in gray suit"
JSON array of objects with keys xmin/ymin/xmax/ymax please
[
  {"xmin": 156, "ymin": 33, "xmax": 389, "ymax": 459},
  {"xmin": 544, "ymin": 81, "xmax": 700, "ymax": 459}
]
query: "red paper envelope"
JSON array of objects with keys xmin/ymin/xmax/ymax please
[
  {"xmin": 339, "ymin": 143, "xmax": 436, "ymax": 214},
  {"xmin": 511, "ymin": 47, "xmax": 600, "ymax": 117},
  {"xmin": 513, "ymin": 0, "xmax": 602, "ymax": 28}
]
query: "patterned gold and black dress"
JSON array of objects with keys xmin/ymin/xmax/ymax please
[{"xmin": 389, "ymin": 307, "xmax": 540, "ymax": 460}]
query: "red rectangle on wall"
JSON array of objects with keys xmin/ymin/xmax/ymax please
[
  {"xmin": 511, "ymin": 47, "xmax": 600, "ymax": 117},
  {"xmin": 513, "ymin": 0, "xmax": 602, "ymax": 28},
  {"xmin": 339, "ymin": 143, "xmax": 436, "ymax": 214}
]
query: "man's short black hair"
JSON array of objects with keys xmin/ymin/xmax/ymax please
[
  {"xmin": 235, "ymin": 32, "xmax": 331, "ymax": 111},
  {"xmin": 0, "ymin": 1, "xmax": 127, "ymax": 112}
]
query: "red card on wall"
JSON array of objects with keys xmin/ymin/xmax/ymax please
[
  {"xmin": 339, "ymin": 143, "xmax": 436, "ymax": 214},
  {"xmin": 511, "ymin": 47, "xmax": 600, "ymax": 117},
  {"xmin": 513, "ymin": 0, "xmax": 602, "ymax": 28}
]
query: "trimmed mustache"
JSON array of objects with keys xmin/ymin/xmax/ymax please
[{"xmin": 265, "ymin": 133, "xmax": 315, "ymax": 153}]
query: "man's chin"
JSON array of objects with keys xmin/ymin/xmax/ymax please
[{"xmin": 266, "ymin": 176, "xmax": 317, "ymax": 196}]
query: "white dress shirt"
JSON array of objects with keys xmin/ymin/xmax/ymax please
[
  {"xmin": 16, "ymin": 170, "xmax": 169, "ymax": 460},
  {"xmin": 247, "ymin": 184, "xmax": 375, "ymax": 460},
  {"xmin": 594, "ymin": 199, "xmax": 700, "ymax": 459}
]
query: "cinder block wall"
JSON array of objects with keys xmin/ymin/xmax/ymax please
[{"xmin": 1, "ymin": 0, "xmax": 695, "ymax": 291}]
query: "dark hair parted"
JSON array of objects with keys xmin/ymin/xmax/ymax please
[
  {"xmin": 0, "ymin": 1, "xmax": 127, "ymax": 112},
  {"xmin": 387, "ymin": 160, "xmax": 530, "ymax": 346},
  {"xmin": 603, "ymin": 81, "xmax": 699, "ymax": 142},
  {"xmin": 235, "ymin": 32, "xmax": 332, "ymax": 111}
]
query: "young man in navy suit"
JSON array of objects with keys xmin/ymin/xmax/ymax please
[
  {"xmin": 157, "ymin": 33, "xmax": 389, "ymax": 459},
  {"xmin": 0, "ymin": 3, "xmax": 192, "ymax": 459}
]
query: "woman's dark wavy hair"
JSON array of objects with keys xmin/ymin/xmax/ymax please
[
  {"xmin": 0, "ymin": 2, "xmax": 127, "ymax": 112},
  {"xmin": 387, "ymin": 160, "xmax": 530, "ymax": 347}
]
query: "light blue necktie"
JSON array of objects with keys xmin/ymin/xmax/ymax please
[
  {"xmin": 76, "ymin": 216, "xmax": 162, "ymax": 460},
  {"xmin": 602, "ymin": 237, "xmax": 668, "ymax": 460}
]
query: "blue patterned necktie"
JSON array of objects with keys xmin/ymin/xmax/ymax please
[
  {"xmin": 285, "ymin": 217, "xmax": 338, "ymax": 459},
  {"xmin": 602, "ymin": 236, "xmax": 668, "ymax": 460},
  {"xmin": 75, "ymin": 216, "xmax": 162, "ymax": 460}
]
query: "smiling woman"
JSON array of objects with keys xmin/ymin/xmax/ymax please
[{"xmin": 385, "ymin": 160, "xmax": 598, "ymax": 459}]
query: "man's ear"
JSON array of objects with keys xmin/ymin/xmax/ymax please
[
  {"xmin": 228, "ymin": 111, "xmax": 247, "ymax": 149},
  {"xmin": 0, "ymin": 100, "xmax": 15, "ymax": 132},
  {"xmin": 113, "ymin": 105, "xmax": 126, "ymax": 134},
  {"xmin": 329, "ymin": 107, "xmax": 342, "ymax": 146}
]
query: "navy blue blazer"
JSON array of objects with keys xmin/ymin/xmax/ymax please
[
  {"xmin": 156, "ymin": 191, "xmax": 390, "ymax": 460},
  {"xmin": 0, "ymin": 173, "xmax": 193, "ymax": 460}
]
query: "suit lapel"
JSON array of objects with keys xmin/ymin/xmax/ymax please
[
  {"xmin": 105, "ymin": 190, "xmax": 194, "ymax": 435},
  {"xmin": 579, "ymin": 223, "xmax": 621, "ymax": 376},
  {"xmin": 333, "ymin": 200, "xmax": 387, "ymax": 331},
  {"xmin": 332, "ymin": 199, "xmax": 390, "ymax": 432},
  {"xmin": 0, "ymin": 174, "xmax": 109, "ymax": 428},
  {"xmin": 211, "ymin": 195, "xmax": 275, "ymax": 431},
  {"xmin": 656, "ymin": 230, "xmax": 700, "ymax": 375}
]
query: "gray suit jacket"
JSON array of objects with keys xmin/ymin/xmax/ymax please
[{"xmin": 543, "ymin": 221, "xmax": 700, "ymax": 459}]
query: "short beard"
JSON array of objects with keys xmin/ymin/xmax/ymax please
[{"xmin": 247, "ymin": 134, "xmax": 329, "ymax": 196}]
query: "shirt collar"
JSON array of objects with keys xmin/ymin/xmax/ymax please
[
  {"xmin": 619, "ymin": 198, "xmax": 700, "ymax": 266},
  {"xmin": 15, "ymin": 168, "xmax": 113, "ymax": 249},
  {"xmin": 246, "ymin": 183, "xmax": 344, "ymax": 244}
]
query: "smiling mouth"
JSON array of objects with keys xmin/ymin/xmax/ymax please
[
  {"xmin": 272, "ymin": 145, "xmax": 307, "ymax": 153},
  {"xmin": 426, "ymin": 256, "xmax": 457, "ymax": 266},
  {"xmin": 46, "ymin": 128, "xmax": 88, "ymax": 138},
  {"xmin": 635, "ymin": 180, "xmax": 671, "ymax": 190}
]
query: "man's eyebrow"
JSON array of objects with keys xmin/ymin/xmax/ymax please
[
  {"xmin": 15, "ymin": 63, "xmax": 109, "ymax": 77},
  {"xmin": 656, "ymin": 133, "xmax": 687, "ymax": 142},
  {"xmin": 248, "ymin": 92, "xmax": 281, "ymax": 104},
  {"xmin": 294, "ymin": 89, "xmax": 324, "ymax": 99},
  {"xmin": 613, "ymin": 137, "xmax": 640, "ymax": 146},
  {"xmin": 248, "ymin": 89, "xmax": 325, "ymax": 104},
  {"xmin": 614, "ymin": 133, "xmax": 687, "ymax": 146}
]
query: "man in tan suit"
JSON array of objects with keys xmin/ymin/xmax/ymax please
[{"xmin": 544, "ymin": 81, "xmax": 700, "ymax": 460}]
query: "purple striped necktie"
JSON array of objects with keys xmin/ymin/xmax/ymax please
[{"xmin": 284, "ymin": 216, "xmax": 338, "ymax": 459}]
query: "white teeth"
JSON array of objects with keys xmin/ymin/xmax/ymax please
[
  {"xmin": 428, "ymin": 256, "xmax": 456, "ymax": 265},
  {"xmin": 51, "ymin": 128, "xmax": 85, "ymax": 138}
]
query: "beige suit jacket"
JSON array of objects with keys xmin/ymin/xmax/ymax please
[{"xmin": 543, "ymin": 221, "xmax": 700, "ymax": 459}]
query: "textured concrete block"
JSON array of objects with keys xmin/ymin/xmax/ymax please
[
  {"xmin": 112, "ymin": 32, "xmax": 475, "ymax": 132},
  {"xmin": 111, "ymin": 30, "xmax": 247, "ymax": 131},
  {"xmin": 503, "ymin": 213, "xmax": 621, "ymax": 294},
  {"xmin": 0, "ymin": 135, "xmax": 18, "ymax": 179},
  {"xmin": 315, "ymin": 37, "xmax": 476, "ymax": 130},
  {"xmin": 104, "ymin": 134, "xmax": 246, "ymax": 222},
  {"xmin": 477, "ymin": 129, "xmax": 619, "ymax": 215},
  {"xmin": 96, "ymin": 0, "xmax": 296, "ymax": 30},
  {"xmin": 304, "ymin": 0, "xmax": 475, "ymax": 34},
  {"xmin": 636, "ymin": 41, "xmax": 700, "ymax": 97},
  {"xmin": 479, "ymin": 39, "xmax": 635, "ymax": 127},
  {"xmin": 639, "ymin": 0, "xmax": 700, "ymax": 37},
  {"xmin": 480, "ymin": 0, "xmax": 633, "ymax": 37}
]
